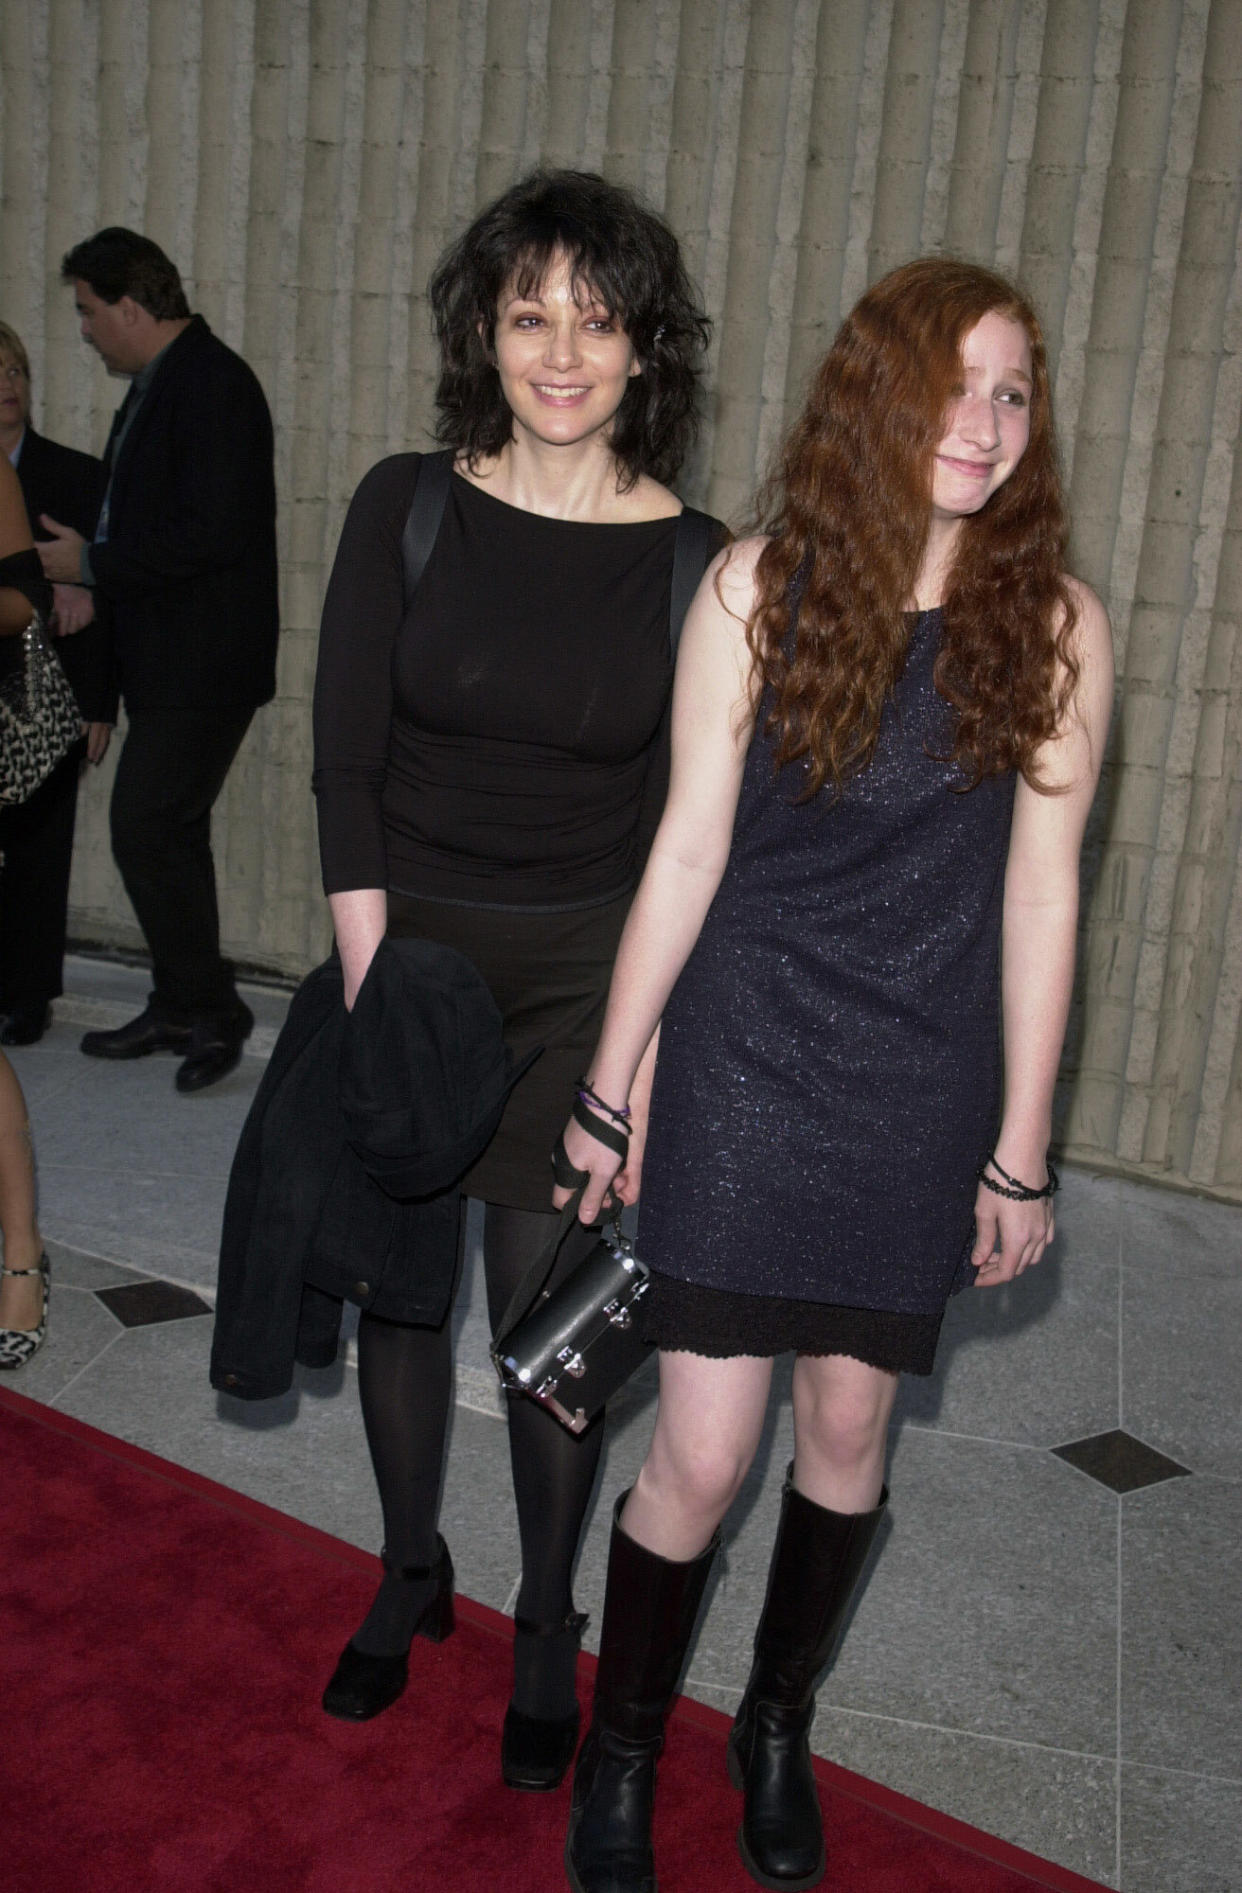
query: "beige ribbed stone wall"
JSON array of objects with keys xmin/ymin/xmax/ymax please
[{"xmin": 2, "ymin": 0, "xmax": 1240, "ymax": 1197}]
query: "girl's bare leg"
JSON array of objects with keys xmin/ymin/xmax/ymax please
[
  {"xmin": 789, "ymin": 1351, "xmax": 898, "ymax": 1511},
  {"xmin": 729, "ymin": 1354, "xmax": 896, "ymax": 1891},
  {"xmin": 621, "ymin": 1349, "xmax": 775, "ymax": 1559}
]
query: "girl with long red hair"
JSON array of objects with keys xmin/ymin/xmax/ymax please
[{"xmin": 554, "ymin": 258, "xmax": 1114, "ymax": 1893}]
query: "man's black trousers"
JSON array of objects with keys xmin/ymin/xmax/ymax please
[{"xmin": 110, "ymin": 703, "xmax": 256, "ymax": 1024}]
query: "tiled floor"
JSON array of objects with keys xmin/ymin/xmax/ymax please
[{"xmin": 6, "ymin": 954, "xmax": 1240, "ymax": 1891}]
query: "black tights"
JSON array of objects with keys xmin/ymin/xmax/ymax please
[{"xmin": 352, "ymin": 1200, "xmax": 603, "ymax": 1707}]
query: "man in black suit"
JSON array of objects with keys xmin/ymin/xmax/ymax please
[
  {"xmin": 38, "ymin": 229, "xmax": 279, "ymax": 1092},
  {"xmin": 0, "ymin": 319, "xmax": 114, "ymax": 1045}
]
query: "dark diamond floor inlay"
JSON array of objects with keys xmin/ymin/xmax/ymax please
[
  {"xmin": 95, "ymin": 1281, "xmax": 212, "ymax": 1328},
  {"xmin": 1051, "ymin": 1428, "xmax": 1192, "ymax": 1494}
]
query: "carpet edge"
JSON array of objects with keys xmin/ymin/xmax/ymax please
[{"xmin": 1, "ymin": 1384, "xmax": 1115, "ymax": 1890}]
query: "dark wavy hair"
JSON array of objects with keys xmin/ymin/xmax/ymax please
[
  {"xmin": 428, "ymin": 170, "xmax": 710, "ymax": 489},
  {"xmin": 747, "ymin": 257, "xmax": 1079, "ymax": 796},
  {"xmin": 61, "ymin": 228, "xmax": 190, "ymax": 321}
]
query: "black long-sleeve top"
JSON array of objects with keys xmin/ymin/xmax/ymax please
[{"xmin": 313, "ymin": 456, "xmax": 699, "ymax": 908}]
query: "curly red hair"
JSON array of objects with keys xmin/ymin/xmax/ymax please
[{"xmin": 746, "ymin": 257, "xmax": 1079, "ymax": 795}]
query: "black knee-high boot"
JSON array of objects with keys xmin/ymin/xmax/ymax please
[
  {"xmin": 727, "ymin": 1474, "xmax": 887, "ymax": 1891},
  {"xmin": 566, "ymin": 1495, "xmax": 719, "ymax": 1893}
]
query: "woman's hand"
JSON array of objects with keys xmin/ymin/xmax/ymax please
[
  {"xmin": 969, "ymin": 1178, "xmax": 1055, "ymax": 1286},
  {"xmin": 84, "ymin": 721, "xmax": 112, "ymax": 765}
]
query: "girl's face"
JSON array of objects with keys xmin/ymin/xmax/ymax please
[
  {"xmin": 931, "ymin": 310, "xmax": 1033, "ymax": 521},
  {"xmin": 491, "ymin": 248, "xmax": 640, "ymax": 452}
]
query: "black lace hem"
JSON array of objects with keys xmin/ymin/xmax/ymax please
[{"xmin": 640, "ymin": 1270, "xmax": 944, "ymax": 1376}]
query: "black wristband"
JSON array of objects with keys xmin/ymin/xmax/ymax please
[{"xmin": 570, "ymin": 1093, "xmax": 630, "ymax": 1163}]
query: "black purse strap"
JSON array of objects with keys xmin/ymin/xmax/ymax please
[{"xmin": 401, "ymin": 449, "xmax": 454, "ymax": 607}]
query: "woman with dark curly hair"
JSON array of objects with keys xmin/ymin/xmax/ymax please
[
  {"xmin": 311, "ymin": 169, "xmax": 725, "ymax": 1789},
  {"xmin": 556, "ymin": 258, "xmax": 1114, "ymax": 1892}
]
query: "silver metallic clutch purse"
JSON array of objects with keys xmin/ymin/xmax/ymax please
[{"xmin": 491, "ymin": 1198, "xmax": 652, "ymax": 1435}]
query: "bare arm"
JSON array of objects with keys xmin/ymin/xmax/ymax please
[
  {"xmin": 315, "ymin": 463, "xmax": 421, "ymax": 1000},
  {"xmin": 329, "ymin": 888, "xmax": 388, "ymax": 1010},
  {"xmin": 971, "ymin": 579, "xmax": 1115, "ymax": 1284},
  {"xmin": 555, "ymin": 539, "xmax": 763, "ymax": 1220},
  {"xmin": 0, "ymin": 456, "xmax": 37, "ymax": 632},
  {"xmin": 0, "ymin": 588, "xmax": 34, "ymax": 633}
]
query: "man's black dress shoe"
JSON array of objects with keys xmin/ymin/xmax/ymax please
[
  {"xmin": 174, "ymin": 1003, "xmax": 255, "ymax": 1094},
  {"xmin": 0, "ymin": 1004, "xmax": 52, "ymax": 1046},
  {"xmin": 81, "ymin": 1007, "xmax": 192, "ymax": 1060}
]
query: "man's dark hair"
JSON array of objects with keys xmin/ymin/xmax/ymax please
[
  {"xmin": 61, "ymin": 228, "xmax": 190, "ymax": 321},
  {"xmin": 428, "ymin": 170, "xmax": 710, "ymax": 490}
]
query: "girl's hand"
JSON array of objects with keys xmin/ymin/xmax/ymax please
[
  {"xmin": 970, "ymin": 1182, "xmax": 1055, "ymax": 1286},
  {"xmin": 552, "ymin": 1113, "xmax": 625, "ymax": 1224},
  {"xmin": 609, "ymin": 1031, "xmax": 657, "ymax": 1206},
  {"xmin": 611, "ymin": 1099, "xmax": 648, "ymax": 1205}
]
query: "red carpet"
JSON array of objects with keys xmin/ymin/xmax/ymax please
[{"xmin": 1, "ymin": 1385, "xmax": 1110, "ymax": 1893}]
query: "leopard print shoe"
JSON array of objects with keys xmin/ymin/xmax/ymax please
[{"xmin": 0, "ymin": 1253, "xmax": 49, "ymax": 1369}]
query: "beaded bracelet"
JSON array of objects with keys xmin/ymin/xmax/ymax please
[
  {"xmin": 574, "ymin": 1076, "xmax": 632, "ymax": 1133},
  {"xmin": 978, "ymin": 1153, "xmax": 1059, "ymax": 1202}
]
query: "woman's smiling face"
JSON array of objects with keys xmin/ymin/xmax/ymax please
[
  {"xmin": 931, "ymin": 310, "xmax": 1033, "ymax": 521},
  {"xmin": 491, "ymin": 249, "xmax": 640, "ymax": 452}
]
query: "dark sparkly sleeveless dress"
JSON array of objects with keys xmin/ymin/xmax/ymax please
[{"xmin": 637, "ymin": 607, "xmax": 1016, "ymax": 1375}]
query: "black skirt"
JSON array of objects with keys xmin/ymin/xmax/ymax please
[
  {"xmin": 387, "ymin": 889, "xmax": 630, "ymax": 1212},
  {"xmin": 640, "ymin": 1270, "xmax": 944, "ymax": 1376}
]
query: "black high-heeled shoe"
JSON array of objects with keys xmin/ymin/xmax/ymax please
[
  {"xmin": 501, "ymin": 1608, "xmax": 588, "ymax": 1790},
  {"xmin": 321, "ymin": 1537, "xmax": 455, "ymax": 1721}
]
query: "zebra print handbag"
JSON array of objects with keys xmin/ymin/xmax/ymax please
[{"xmin": 0, "ymin": 614, "xmax": 82, "ymax": 806}]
